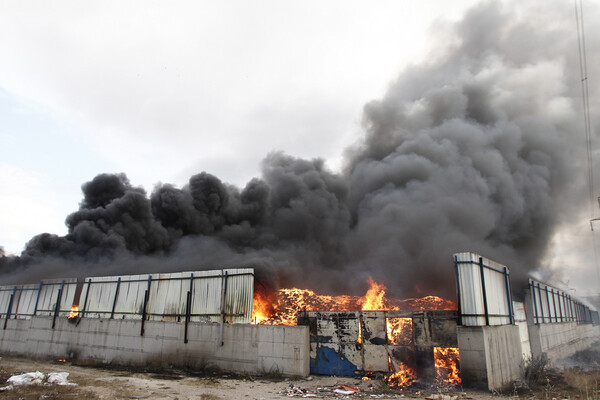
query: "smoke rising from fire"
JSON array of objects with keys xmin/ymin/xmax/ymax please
[{"xmin": 1, "ymin": 1, "xmax": 599, "ymax": 298}]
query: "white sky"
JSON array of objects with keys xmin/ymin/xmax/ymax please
[{"xmin": 0, "ymin": 1, "xmax": 599, "ymax": 296}]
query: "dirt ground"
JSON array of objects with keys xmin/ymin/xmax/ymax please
[{"xmin": 0, "ymin": 355, "xmax": 598, "ymax": 400}]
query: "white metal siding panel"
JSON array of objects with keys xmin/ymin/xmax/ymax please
[
  {"xmin": 85, "ymin": 277, "xmax": 117, "ymax": 318},
  {"xmin": 454, "ymin": 252, "xmax": 510, "ymax": 326},
  {"xmin": 0, "ymin": 268, "xmax": 254, "ymax": 323},
  {"xmin": 37, "ymin": 282, "xmax": 62, "ymax": 316},
  {"xmin": 58, "ymin": 280, "xmax": 78, "ymax": 317},
  {"xmin": 224, "ymin": 269, "xmax": 254, "ymax": 324},
  {"xmin": 14, "ymin": 286, "xmax": 38, "ymax": 318},
  {"xmin": 455, "ymin": 252, "xmax": 485, "ymax": 326},
  {"xmin": 113, "ymin": 275, "xmax": 147, "ymax": 319},
  {"xmin": 0, "ymin": 288, "xmax": 12, "ymax": 316},
  {"xmin": 191, "ymin": 273, "xmax": 222, "ymax": 322}
]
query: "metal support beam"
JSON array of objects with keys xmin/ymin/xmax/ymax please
[
  {"xmin": 454, "ymin": 256, "xmax": 462, "ymax": 326},
  {"xmin": 503, "ymin": 267, "xmax": 513, "ymax": 324},
  {"xmin": 479, "ymin": 257, "xmax": 490, "ymax": 326},
  {"xmin": 3, "ymin": 287, "xmax": 16, "ymax": 330},
  {"xmin": 33, "ymin": 281, "xmax": 43, "ymax": 316},
  {"xmin": 184, "ymin": 290, "xmax": 191, "ymax": 344},
  {"xmin": 219, "ymin": 271, "xmax": 229, "ymax": 346},
  {"xmin": 52, "ymin": 288, "xmax": 63, "ymax": 329},
  {"xmin": 141, "ymin": 289, "xmax": 149, "ymax": 336},
  {"xmin": 110, "ymin": 277, "xmax": 121, "ymax": 319}
]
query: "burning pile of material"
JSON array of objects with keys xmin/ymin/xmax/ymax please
[
  {"xmin": 252, "ymin": 277, "xmax": 461, "ymax": 388},
  {"xmin": 252, "ymin": 277, "xmax": 456, "ymax": 325}
]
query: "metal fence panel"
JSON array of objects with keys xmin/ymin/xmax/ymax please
[
  {"xmin": 13, "ymin": 285, "xmax": 39, "ymax": 318},
  {"xmin": 0, "ymin": 268, "xmax": 254, "ymax": 325},
  {"xmin": 528, "ymin": 279, "xmax": 594, "ymax": 324},
  {"xmin": 454, "ymin": 252, "xmax": 512, "ymax": 326}
]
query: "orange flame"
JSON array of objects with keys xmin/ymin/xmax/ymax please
[
  {"xmin": 386, "ymin": 355, "xmax": 415, "ymax": 387},
  {"xmin": 361, "ymin": 278, "xmax": 387, "ymax": 310},
  {"xmin": 433, "ymin": 347, "xmax": 461, "ymax": 384},
  {"xmin": 357, "ymin": 318, "xmax": 363, "ymax": 344},
  {"xmin": 386, "ymin": 318, "xmax": 412, "ymax": 345},
  {"xmin": 68, "ymin": 306, "xmax": 79, "ymax": 319},
  {"xmin": 251, "ymin": 287, "xmax": 275, "ymax": 324},
  {"xmin": 251, "ymin": 278, "xmax": 457, "ymax": 325}
]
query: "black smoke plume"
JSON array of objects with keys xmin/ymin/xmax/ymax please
[{"xmin": 1, "ymin": 0, "xmax": 599, "ymax": 299}]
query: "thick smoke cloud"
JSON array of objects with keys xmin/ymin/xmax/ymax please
[{"xmin": 1, "ymin": 0, "xmax": 598, "ymax": 299}]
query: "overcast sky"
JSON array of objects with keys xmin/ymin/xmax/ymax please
[{"xmin": 1, "ymin": 1, "xmax": 599, "ymax": 296}]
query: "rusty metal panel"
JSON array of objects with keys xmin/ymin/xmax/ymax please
[
  {"xmin": 302, "ymin": 311, "xmax": 362, "ymax": 376},
  {"xmin": 427, "ymin": 311, "xmax": 458, "ymax": 346},
  {"xmin": 0, "ymin": 287, "xmax": 13, "ymax": 317},
  {"xmin": 299, "ymin": 310, "xmax": 459, "ymax": 377},
  {"xmin": 362, "ymin": 312, "xmax": 386, "ymax": 345},
  {"xmin": 13, "ymin": 285, "xmax": 38, "ymax": 318}
]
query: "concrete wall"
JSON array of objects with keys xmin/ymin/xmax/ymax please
[
  {"xmin": 513, "ymin": 302, "xmax": 531, "ymax": 362},
  {"xmin": 298, "ymin": 310, "xmax": 457, "ymax": 377},
  {"xmin": 528, "ymin": 322, "xmax": 600, "ymax": 364},
  {"xmin": 0, "ymin": 317, "xmax": 310, "ymax": 377},
  {"xmin": 457, "ymin": 325, "xmax": 522, "ymax": 391}
]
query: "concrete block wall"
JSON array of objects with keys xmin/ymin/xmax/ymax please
[
  {"xmin": 457, "ymin": 325, "xmax": 523, "ymax": 391},
  {"xmin": 529, "ymin": 322, "xmax": 600, "ymax": 364},
  {"xmin": 0, "ymin": 317, "xmax": 310, "ymax": 377}
]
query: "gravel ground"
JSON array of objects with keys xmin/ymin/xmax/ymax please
[
  {"xmin": 0, "ymin": 355, "xmax": 598, "ymax": 400},
  {"xmin": 0, "ymin": 356, "xmax": 501, "ymax": 400}
]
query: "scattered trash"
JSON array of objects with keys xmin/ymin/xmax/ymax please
[
  {"xmin": 333, "ymin": 385, "xmax": 360, "ymax": 395},
  {"xmin": 47, "ymin": 372, "xmax": 77, "ymax": 386},
  {"xmin": 426, "ymin": 395, "xmax": 458, "ymax": 400},
  {"xmin": 338, "ymin": 385, "xmax": 359, "ymax": 393},
  {"xmin": 0, "ymin": 385, "xmax": 13, "ymax": 392},
  {"xmin": 8, "ymin": 371, "xmax": 46, "ymax": 385},
  {"xmin": 287, "ymin": 383, "xmax": 308, "ymax": 396},
  {"xmin": 6, "ymin": 371, "xmax": 77, "ymax": 387}
]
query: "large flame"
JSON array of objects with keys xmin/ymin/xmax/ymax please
[
  {"xmin": 434, "ymin": 347, "xmax": 461, "ymax": 384},
  {"xmin": 360, "ymin": 277, "xmax": 387, "ymax": 310},
  {"xmin": 251, "ymin": 286, "xmax": 275, "ymax": 324},
  {"xmin": 252, "ymin": 278, "xmax": 456, "ymax": 325}
]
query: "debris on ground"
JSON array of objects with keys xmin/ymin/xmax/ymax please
[
  {"xmin": 7, "ymin": 371, "xmax": 46, "ymax": 385},
  {"xmin": 6, "ymin": 371, "xmax": 77, "ymax": 386},
  {"xmin": 47, "ymin": 372, "xmax": 78, "ymax": 386},
  {"xmin": 426, "ymin": 395, "xmax": 458, "ymax": 400},
  {"xmin": 333, "ymin": 384, "xmax": 360, "ymax": 395}
]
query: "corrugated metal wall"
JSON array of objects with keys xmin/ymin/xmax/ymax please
[
  {"xmin": 0, "ymin": 268, "xmax": 254, "ymax": 325},
  {"xmin": 528, "ymin": 279, "xmax": 594, "ymax": 324},
  {"xmin": 454, "ymin": 252, "xmax": 513, "ymax": 326}
]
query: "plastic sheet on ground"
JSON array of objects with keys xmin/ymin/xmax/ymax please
[
  {"xmin": 6, "ymin": 371, "xmax": 77, "ymax": 387},
  {"xmin": 48, "ymin": 372, "xmax": 77, "ymax": 386},
  {"xmin": 7, "ymin": 371, "xmax": 46, "ymax": 385}
]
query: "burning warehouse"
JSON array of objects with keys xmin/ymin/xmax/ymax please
[
  {"xmin": 254, "ymin": 277, "xmax": 461, "ymax": 386},
  {"xmin": 0, "ymin": 252, "xmax": 598, "ymax": 391},
  {"xmin": 1, "ymin": 0, "xmax": 600, "ymax": 393}
]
